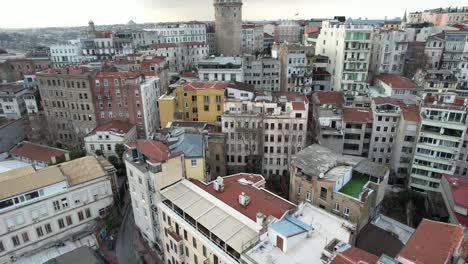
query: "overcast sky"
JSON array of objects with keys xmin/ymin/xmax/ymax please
[{"xmin": 1, "ymin": 0, "xmax": 466, "ymax": 28}]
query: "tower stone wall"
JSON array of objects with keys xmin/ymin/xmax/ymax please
[{"xmin": 214, "ymin": 0, "xmax": 242, "ymax": 56}]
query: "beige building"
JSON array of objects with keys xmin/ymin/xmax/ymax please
[
  {"xmin": 290, "ymin": 144, "xmax": 389, "ymax": 232},
  {"xmin": 37, "ymin": 67, "xmax": 97, "ymax": 149},
  {"xmin": 0, "ymin": 156, "xmax": 115, "ymax": 263},
  {"xmin": 124, "ymin": 140, "xmax": 185, "ymax": 249}
]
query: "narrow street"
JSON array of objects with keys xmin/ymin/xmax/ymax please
[{"xmin": 116, "ymin": 207, "xmax": 141, "ymax": 264}]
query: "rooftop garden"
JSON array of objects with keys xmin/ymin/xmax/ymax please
[{"xmin": 339, "ymin": 174, "xmax": 369, "ymax": 198}]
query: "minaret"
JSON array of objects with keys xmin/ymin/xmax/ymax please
[
  {"xmin": 402, "ymin": 10, "xmax": 407, "ymax": 29},
  {"xmin": 87, "ymin": 20, "xmax": 96, "ymax": 38},
  {"xmin": 214, "ymin": 0, "xmax": 242, "ymax": 56}
]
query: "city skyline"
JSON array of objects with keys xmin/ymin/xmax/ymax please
[{"xmin": 1, "ymin": 0, "xmax": 466, "ymax": 29}]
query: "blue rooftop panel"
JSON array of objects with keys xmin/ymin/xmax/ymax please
[{"xmin": 270, "ymin": 216, "xmax": 312, "ymax": 237}]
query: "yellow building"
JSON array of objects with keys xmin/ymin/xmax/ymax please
[{"xmin": 158, "ymin": 82, "xmax": 227, "ymax": 128}]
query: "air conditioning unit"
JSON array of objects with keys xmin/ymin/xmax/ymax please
[{"xmin": 238, "ymin": 193, "xmax": 251, "ymax": 207}]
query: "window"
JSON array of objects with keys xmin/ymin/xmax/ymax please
[
  {"xmin": 53, "ymin": 200, "xmax": 60, "ymax": 211},
  {"xmin": 85, "ymin": 208, "xmax": 91, "ymax": 218},
  {"xmin": 184, "ymin": 230, "xmax": 188, "ymax": 240},
  {"xmin": 192, "ymin": 237, "xmax": 197, "ymax": 248},
  {"xmin": 12, "ymin": 235, "xmax": 20, "ymax": 247},
  {"xmin": 203, "ymin": 245, "xmax": 207, "ymax": 257},
  {"xmin": 320, "ymin": 187, "xmax": 327, "ymax": 200},
  {"xmin": 66, "ymin": 216, "xmax": 73, "ymax": 226},
  {"xmin": 191, "ymin": 159, "xmax": 197, "ymax": 167},
  {"xmin": 344, "ymin": 207, "xmax": 350, "ymax": 216},
  {"xmin": 306, "ymin": 191, "xmax": 312, "ymax": 202},
  {"xmin": 334, "ymin": 203, "xmax": 340, "ymax": 211},
  {"xmin": 45, "ymin": 223, "xmax": 52, "ymax": 234},
  {"xmin": 78, "ymin": 211, "xmax": 85, "ymax": 221},
  {"xmin": 22, "ymin": 232, "xmax": 29, "ymax": 243},
  {"xmin": 0, "ymin": 241, "xmax": 4, "ymax": 252},
  {"xmin": 36, "ymin": 226, "xmax": 44, "ymax": 237},
  {"xmin": 58, "ymin": 218, "xmax": 65, "ymax": 229}
]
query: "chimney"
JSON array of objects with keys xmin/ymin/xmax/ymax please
[
  {"xmin": 256, "ymin": 212, "xmax": 265, "ymax": 226},
  {"xmin": 64, "ymin": 152, "xmax": 70, "ymax": 161},
  {"xmin": 238, "ymin": 192, "xmax": 251, "ymax": 207},
  {"xmin": 213, "ymin": 176, "xmax": 225, "ymax": 192},
  {"xmin": 51, "ymin": 156, "xmax": 56, "ymax": 164},
  {"xmin": 453, "ymin": 179, "xmax": 459, "ymax": 187}
]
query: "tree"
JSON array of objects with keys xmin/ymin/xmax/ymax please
[
  {"xmin": 115, "ymin": 144, "xmax": 126, "ymax": 162},
  {"xmin": 107, "ymin": 155, "xmax": 119, "ymax": 168},
  {"xmin": 95, "ymin": 149, "xmax": 103, "ymax": 156}
]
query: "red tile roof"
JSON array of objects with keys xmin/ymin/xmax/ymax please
[
  {"xmin": 87, "ymin": 120, "xmax": 134, "ymax": 136},
  {"xmin": 183, "ymin": 82, "xmax": 229, "ymax": 91},
  {"xmin": 375, "ymin": 74, "xmax": 419, "ymax": 89},
  {"xmin": 444, "ymin": 175, "xmax": 468, "ymax": 208},
  {"xmin": 181, "ymin": 71, "xmax": 197, "ymax": 78},
  {"xmin": 331, "ymin": 247, "xmax": 379, "ymax": 264},
  {"xmin": 372, "ymin": 96, "xmax": 402, "ymax": 105},
  {"xmin": 314, "ymin": 91, "xmax": 345, "ymax": 105},
  {"xmin": 397, "ymin": 219, "xmax": 466, "ymax": 264},
  {"xmin": 305, "ymin": 26, "xmax": 321, "ymax": 34},
  {"xmin": 151, "ymin": 43, "xmax": 178, "ymax": 49},
  {"xmin": 343, "ymin": 107, "xmax": 373, "ymax": 123},
  {"xmin": 400, "ymin": 104, "xmax": 420, "ymax": 122},
  {"xmin": 292, "ymin": 101, "xmax": 306, "ymax": 111},
  {"xmin": 10, "ymin": 141, "xmax": 67, "ymax": 163},
  {"xmin": 96, "ymin": 70, "xmax": 142, "ymax": 79},
  {"xmin": 126, "ymin": 140, "xmax": 182, "ymax": 163},
  {"xmin": 191, "ymin": 174, "xmax": 296, "ymax": 221},
  {"xmin": 273, "ymin": 92, "xmax": 307, "ymax": 103}
]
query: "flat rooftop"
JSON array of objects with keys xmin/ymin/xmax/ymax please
[{"xmin": 245, "ymin": 203, "xmax": 354, "ymax": 264}]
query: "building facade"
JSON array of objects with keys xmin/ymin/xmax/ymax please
[
  {"xmin": 0, "ymin": 156, "xmax": 115, "ymax": 263},
  {"xmin": 243, "ymin": 54, "xmax": 281, "ymax": 92},
  {"xmin": 84, "ymin": 120, "xmax": 136, "ymax": 157},
  {"xmin": 198, "ymin": 56, "xmax": 244, "ymax": 82}
]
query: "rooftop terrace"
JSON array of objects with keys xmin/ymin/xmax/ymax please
[{"xmin": 339, "ymin": 174, "xmax": 369, "ymax": 198}]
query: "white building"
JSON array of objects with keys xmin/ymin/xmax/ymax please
[
  {"xmin": 374, "ymin": 74, "xmax": 422, "ymax": 102},
  {"xmin": 84, "ymin": 121, "xmax": 136, "ymax": 157},
  {"xmin": 49, "ymin": 41, "xmax": 83, "ymax": 68},
  {"xmin": 222, "ymin": 92, "xmax": 308, "ymax": 177},
  {"xmin": 0, "ymin": 83, "xmax": 27, "ymax": 120},
  {"xmin": 243, "ymin": 54, "xmax": 281, "ymax": 92},
  {"xmin": 316, "ymin": 20, "xmax": 373, "ymax": 96},
  {"xmin": 198, "ymin": 56, "xmax": 244, "ymax": 82},
  {"xmin": 21, "ymin": 89, "xmax": 39, "ymax": 114},
  {"xmin": 150, "ymin": 22, "xmax": 208, "ymax": 44},
  {"xmin": 241, "ymin": 24, "xmax": 264, "ymax": 54},
  {"xmin": 148, "ymin": 42, "xmax": 209, "ymax": 73},
  {"xmin": 158, "ymin": 173, "xmax": 296, "ymax": 264},
  {"xmin": 370, "ymin": 29, "xmax": 410, "ymax": 76},
  {"xmin": 141, "ymin": 76, "xmax": 164, "ymax": 137},
  {"xmin": 0, "ymin": 156, "xmax": 115, "ymax": 263},
  {"xmin": 124, "ymin": 140, "xmax": 185, "ymax": 248},
  {"xmin": 410, "ymin": 93, "xmax": 468, "ymax": 192}
]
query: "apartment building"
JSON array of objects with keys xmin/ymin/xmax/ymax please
[
  {"xmin": 409, "ymin": 93, "xmax": 468, "ymax": 192},
  {"xmin": 342, "ymin": 107, "xmax": 373, "ymax": 157},
  {"xmin": 241, "ymin": 24, "xmax": 264, "ymax": 54},
  {"xmin": 416, "ymin": 69, "xmax": 459, "ymax": 92},
  {"xmin": 0, "ymin": 156, "xmax": 115, "ymax": 263},
  {"xmin": 424, "ymin": 33, "xmax": 445, "ymax": 69},
  {"xmin": 37, "ymin": 67, "xmax": 97, "ymax": 149},
  {"xmin": 242, "ymin": 54, "xmax": 281, "ymax": 92},
  {"xmin": 198, "ymin": 56, "xmax": 244, "ymax": 82},
  {"xmin": 303, "ymin": 26, "xmax": 320, "ymax": 47},
  {"xmin": 368, "ymin": 97, "xmax": 402, "ymax": 165},
  {"xmin": 151, "ymin": 22, "xmax": 208, "ymax": 44},
  {"xmin": 316, "ymin": 20, "xmax": 373, "ymax": 96},
  {"xmin": 0, "ymin": 56, "xmax": 51, "ymax": 83},
  {"xmin": 49, "ymin": 41, "xmax": 85, "ymax": 68},
  {"xmin": 274, "ymin": 21, "xmax": 302, "ymax": 44},
  {"xmin": 263, "ymin": 33, "xmax": 274, "ymax": 51},
  {"xmin": 374, "ymin": 74, "xmax": 422, "ymax": 101},
  {"xmin": 290, "ymin": 144, "xmax": 389, "ymax": 232},
  {"xmin": 158, "ymin": 173, "xmax": 296, "ymax": 263},
  {"xmin": 84, "ymin": 120, "xmax": 136, "ymax": 157},
  {"xmin": 222, "ymin": 91, "xmax": 308, "ymax": 177},
  {"xmin": 124, "ymin": 139, "xmax": 185, "ymax": 248},
  {"xmin": 158, "ymin": 82, "xmax": 227, "ymax": 127},
  {"xmin": 311, "ymin": 91, "xmax": 346, "ymax": 153},
  {"xmin": 9, "ymin": 141, "xmax": 67, "ymax": 169},
  {"xmin": 391, "ymin": 104, "xmax": 420, "ymax": 185},
  {"xmin": 92, "ymin": 70, "xmax": 162, "ymax": 138},
  {"xmin": 440, "ymin": 175, "xmax": 468, "ymax": 227},
  {"xmin": 274, "ymin": 43, "xmax": 315, "ymax": 92},
  {"xmin": 370, "ymin": 29, "xmax": 409, "ymax": 76},
  {"xmin": 148, "ymin": 42, "xmax": 208, "ymax": 73},
  {"xmin": 0, "ymin": 83, "xmax": 28, "ymax": 120}
]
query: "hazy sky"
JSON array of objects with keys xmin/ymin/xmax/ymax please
[{"xmin": 1, "ymin": 0, "xmax": 466, "ymax": 28}]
